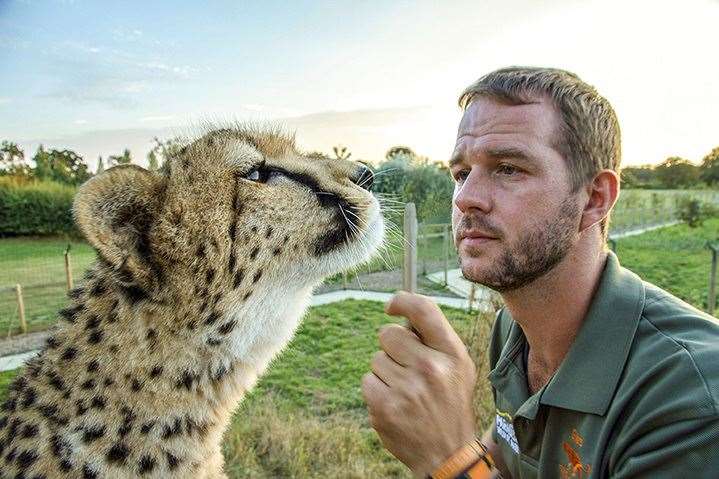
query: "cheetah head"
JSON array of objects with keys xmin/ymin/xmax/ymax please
[{"xmin": 73, "ymin": 127, "xmax": 384, "ymax": 316}]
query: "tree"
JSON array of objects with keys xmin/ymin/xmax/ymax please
[
  {"xmin": 147, "ymin": 150, "xmax": 159, "ymax": 171},
  {"xmin": 96, "ymin": 155, "xmax": 105, "ymax": 174},
  {"xmin": 332, "ymin": 145, "xmax": 351, "ymax": 161},
  {"xmin": 620, "ymin": 165, "xmax": 657, "ymax": 188},
  {"xmin": 33, "ymin": 147, "xmax": 91, "ymax": 185},
  {"xmin": 108, "ymin": 148, "xmax": 132, "ymax": 166},
  {"xmin": 149, "ymin": 136, "xmax": 185, "ymax": 171},
  {"xmin": 654, "ymin": 157, "xmax": 700, "ymax": 189},
  {"xmin": 0, "ymin": 141, "xmax": 32, "ymax": 179},
  {"xmin": 700, "ymin": 146, "xmax": 719, "ymax": 185},
  {"xmin": 385, "ymin": 146, "xmax": 417, "ymax": 164},
  {"xmin": 32, "ymin": 145, "xmax": 50, "ymax": 179},
  {"xmin": 373, "ymin": 146, "xmax": 454, "ymax": 223}
]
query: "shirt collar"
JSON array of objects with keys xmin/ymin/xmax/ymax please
[{"xmin": 491, "ymin": 251, "xmax": 646, "ymax": 416}]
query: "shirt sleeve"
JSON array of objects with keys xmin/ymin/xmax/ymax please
[{"xmin": 611, "ymin": 414, "xmax": 719, "ymax": 478}]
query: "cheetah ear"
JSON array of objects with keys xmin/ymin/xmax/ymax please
[{"xmin": 74, "ymin": 165, "xmax": 166, "ymax": 289}]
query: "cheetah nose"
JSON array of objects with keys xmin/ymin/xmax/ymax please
[{"xmin": 351, "ymin": 163, "xmax": 374, "ymax": 191}]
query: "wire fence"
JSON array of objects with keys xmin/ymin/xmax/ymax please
[
  {"xmin": 1, "ymin": 238, "xmax": 95, "ymax": 337},
  {"xmin": 1, "ymin": 190, "xmax": 718, "ymax": 339}
]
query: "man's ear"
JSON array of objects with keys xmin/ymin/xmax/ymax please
[
  {"xmin": 579, "ymin": 169, "xmax": 620, "ymax": 233},
  {"xmin": 74, "ymin": 165, "xmax": 166, "ymax": 290}
]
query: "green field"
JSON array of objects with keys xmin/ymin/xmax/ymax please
[
  {"xmin": 0, "ymin": 237, "xmax": 96, "ymax": 335},
  {"xmin": 609, "ymin": 189, "xmax": 717, "ymax": 233},
  {"xmin": 0, "ymin": 299, "xmax": 495, "ymax": 477},
  {"xmin": 615, "ymin": 217, "xmax": 719, "ymax": 309}
]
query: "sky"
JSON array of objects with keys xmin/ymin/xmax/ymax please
[{"xmin": 1, "ymin": 0, "xmax": 718, "ymax": 171}]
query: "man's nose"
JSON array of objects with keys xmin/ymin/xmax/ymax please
[
  {"xmin": 454, "ymin": 170, "xmax": 492, "ymax": 213},
  {"xmin": 350, "ymin": 162, "xmax": 374, "ymax": 191}
]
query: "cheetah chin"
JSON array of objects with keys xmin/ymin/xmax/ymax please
[{"xmin": 0, "ymin": 126, "xmax": 385, "ymax": 479}]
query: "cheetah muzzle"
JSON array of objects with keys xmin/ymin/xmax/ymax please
[{"xmin": 0, "ymin": 127, "xmax": 385, "ymax": 478}]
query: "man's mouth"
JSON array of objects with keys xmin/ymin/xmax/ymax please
[{"xmin": 459, "ymin": 230, "xmax": 499, "ymax": 248}]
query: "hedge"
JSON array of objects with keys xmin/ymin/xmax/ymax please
[{"xmin": 0, "ymin": 177, "xmax": 78, "ymax": 236}]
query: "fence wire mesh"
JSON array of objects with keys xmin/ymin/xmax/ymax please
[
  {"xmin": 1, "ymin": 190, "xmax": 718, "ymax": 339},
  {"xmin": 1, "ymin": 238, "xmax": 95, "ymax": 337}
]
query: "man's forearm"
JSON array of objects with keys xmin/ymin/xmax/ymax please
[{"xmin": 481, "ymin": 426, "xmax": 512, "ymax": 479}]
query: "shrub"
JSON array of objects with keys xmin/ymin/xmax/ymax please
[
  {"xmin": 678, "ymin": 198, "xmax": 719, "ymax": 228},
  {"xmin": 0, "ymin": 177, "xmax": 78, "ymax": 236}
]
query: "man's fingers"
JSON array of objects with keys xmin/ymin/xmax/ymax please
[
  {"xmin": 378, "ymin": 324, "xmax": 424, "ymax": 366},
  {"xmin": 361, "ymin": 371, "xmax": 389, "ymax": 404},
  {"xmin": 385, "ymin": 291, "xmax": 464, "ymax": 356},
  {"xmin": 370, "ymin": 350, "xmax": 407, "ymax": 386}
]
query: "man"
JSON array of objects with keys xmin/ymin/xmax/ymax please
[{"xmin": 362, "ymin": 67, "xmax": 719, "ymax": 478}]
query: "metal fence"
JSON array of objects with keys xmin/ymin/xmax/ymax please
[{"xmin": 2, "ymin": 190, "xmax": 719, "ymax": 338}]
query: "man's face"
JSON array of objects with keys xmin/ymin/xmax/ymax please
[{"xmin": 450, "ymin": 96, "xmax": 583, "ymax": 292}]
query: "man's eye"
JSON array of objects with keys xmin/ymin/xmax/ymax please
[
  {"xmin": 453, "ymin": 170, "xmax": 470, "ymax": 182},
  {"xmin": 497, "ymin": 164, "xmax": 519, "ymax": 176}
]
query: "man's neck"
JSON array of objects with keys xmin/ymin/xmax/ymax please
[{"xmin": 500, "ymin": 241, "xmax": 609, "ymax": 390}]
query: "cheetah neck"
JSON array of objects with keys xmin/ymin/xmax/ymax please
[{"xmin": 30, "ymin": 266, "xmax": 316, "ymax": 473}]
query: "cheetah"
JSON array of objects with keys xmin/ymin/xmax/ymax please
[{"xmin": 0, "ymin": 127, "xmax": 384, "ymax": 478}]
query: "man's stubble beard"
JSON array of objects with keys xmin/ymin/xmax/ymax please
[{"xmin": 458, "ymin": 195, "xmax": 581, "ymax": 293}]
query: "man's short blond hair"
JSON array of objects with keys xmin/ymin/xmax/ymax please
[{"xmin": 459, "ymin": 66, "xmax": 621, "ymax": 236}]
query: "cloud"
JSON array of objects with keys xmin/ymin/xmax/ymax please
[
  {"xmin": 0, "ymin": 98, "xmax": 11, "ymax": 105},
  {"xmin": 136, "ymin": 62, "xmax": 197, "ymax": 78},
  {"xmin": 111, "ymin": 28, "xmax": 144, "ymax": 42},
  {"xmin": 74, "ymin": 119, "xmax": 87, "ymax": 124},
  {"xmin": 139, "ymin": 115, "xmax": 176, "ymax": 122},
  {"xmin": 242, "ymin": 104, "xmax": 266, "ymax": 112},
  {"xmin": 39, "ymin": 42, "xmax": 199, "ymax": 107},
  {"xmin": 15, "ymin": 106, "xmax": 445, "ymax": 169}
]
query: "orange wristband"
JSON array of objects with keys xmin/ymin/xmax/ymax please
[{"xmin": 430, "ymin": 439, "xmax": 495, "ymax": 479}]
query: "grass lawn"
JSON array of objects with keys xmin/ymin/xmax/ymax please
[
  {"xmin": 0, "ymin": 299, "xmax": 495, "ymax": 477},
  {"xmin": 615, "ymin": 217, "xmax": 719, "ymax": 310}
]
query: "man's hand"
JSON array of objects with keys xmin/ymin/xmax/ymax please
[{"xmin": 361, "ymin": 291, "xmax": 478, "ymax": 477}]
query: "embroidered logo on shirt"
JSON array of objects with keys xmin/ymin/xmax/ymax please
[
  {"xmin": 559, "ymin": 428, "xmax": 592, "ymax": 479},
  {"xmin": 495, "ymin": 409, "xmax": 520, "ymax": 454}
]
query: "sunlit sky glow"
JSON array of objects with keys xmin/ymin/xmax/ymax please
[{"xmin": 2, "ymin": 0, "xmax": 718, "ymax": 170}]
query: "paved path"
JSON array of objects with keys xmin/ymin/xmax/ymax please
[
  {"xmin": 0, "ymin": 351, "xmax": 39, "ymax": 372},
  {"xmin": 609, "ymin": 220, "xmax": 680, "ymax": 239},
  {"xmin": 0, "ymin": 290, "xmax": 480, "ymax": 373}
]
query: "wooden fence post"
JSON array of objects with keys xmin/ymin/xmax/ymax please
[
  {"xmin": 15, "ymin": 284, "xmax": 27, "ymax": 334},
  {"xmin": 422, "ymin": 227, "xmax": 428, "ymax": 276},
  {"xmin": 443, "ymin": 224, "xmax": 449, "ymax": 286},
  {"xmin": 707, "ymin": 243, "xmax": 718, "ymax": 315},
  {"xmin": 468, "ymin": 283, "xmax": 476, "ymax": 312},
  {"xmin": 403, "ymin": 203, "xmax": 418, "ymax": 293},
  {"xmin": 64, "ymin": 245, "xmax": 74, "ymax": 291}
]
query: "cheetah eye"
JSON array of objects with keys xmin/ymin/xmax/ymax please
[
  {"xmin": 246, "ymin": 169, "xmax": 262, "ymax": 181},
  {"xmin": 242, "ymin": 164, "xmax": 270, "ymax": 183}
]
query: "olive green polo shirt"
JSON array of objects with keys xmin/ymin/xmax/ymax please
[{"xmin": 488, "ymin": 251, "xmax": 719, "ymax": 478}]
